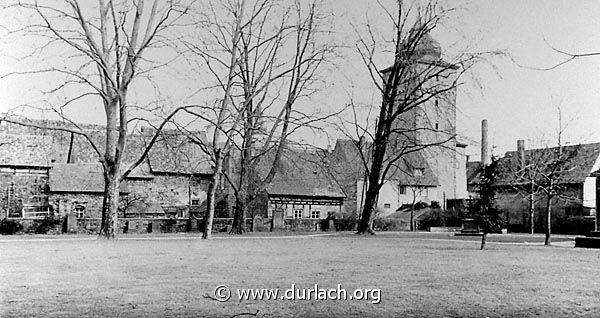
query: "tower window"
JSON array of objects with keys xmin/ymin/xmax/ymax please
[{"xmin": 435, "ymin": 123, "xmax": 439, "ymax": 130}]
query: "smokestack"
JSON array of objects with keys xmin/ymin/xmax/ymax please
[
  {"xmin": 517, "ymin": 139, "xmax": 525, "ymax": 169},
  {"xmin": 481, "ymin": 120, "xmax": 490, "ymax": 165}
]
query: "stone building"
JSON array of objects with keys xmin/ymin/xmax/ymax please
[{"xmin": 0, "ymin": 119, "xmax": 213, "ymax": 228}]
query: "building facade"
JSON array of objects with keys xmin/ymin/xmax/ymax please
[{"xmin": 0, "ymin": 119, "xmax": 213, "ymax": 228}]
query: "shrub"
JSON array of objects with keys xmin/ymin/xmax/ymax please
[
  {"xmin": 335, "ymin": 213, "xmax": 358, "ymax": 231},
  {"xmin": 0, "ymin": 218, "xmax": 23, "ymax": 235},
  {"xmin": 34, "ymin": 216, "xmax": 62, "ymax": 234},
  {"xmin": 554, "ymin": 216, "xmax": 594, "ymax": 235},
  {"xmin": 418, "ymin": 210, "xmax": 444, "ymax": 230},
  {"xmin": 161, "ymin": 218, "xmax": 178, "ymax": 232},
  {"xmin": 373, "ymin": 217, "xmax": 402, "ymax": 231},
  {"xmin": 417, "ymin": 209, "xmax": 464, "ymax": 230}
]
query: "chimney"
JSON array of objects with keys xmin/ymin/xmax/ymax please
[
  {"xmin": 481, "ymin": 119, "xmax": 490, "ymax": 165},
  {"xmin": 517, "ymin": 139, "xmax": 525, "ymax": 169}
]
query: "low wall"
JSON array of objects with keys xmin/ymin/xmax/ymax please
[
  {"xmin": 2, "ymin": 216, "xmax": 334, "ymax": 235},
  {"xmin": 429, "ymin": 227, "xmax": 461, "ymax": 233}
]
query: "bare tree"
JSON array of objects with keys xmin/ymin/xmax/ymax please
[
  {"xmin": 535, "ymin": 144, "xmax": 580, "ymax": 246},
  {"xmin": 339, "ymin": 1, "xmax": 494, "ymax": 234},
  {"xmin": 405, "ymin": 176, "xmax": 426, "ymax": 232},
  {"xmin": 501, "ymin": 139, "xmax": 545, "ymax": 235},
  {"xmin": 1, "ymin": 0, "xmax": 193, "ymax": 238},
  {"xmin": 178, "ymin": 0, "xmax": 338, "ymax": 236},
  {"xmin": 500, "ymin": 106, "xmax": 581, "ymax": 245}
]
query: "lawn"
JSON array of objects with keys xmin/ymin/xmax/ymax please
[{"xmin": 1, "ymin": 233, "xmax": 599, "ymax": 317}]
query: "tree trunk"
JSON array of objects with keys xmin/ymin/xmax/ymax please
[
  {"xmin": 529, "ymin": 191, "xmax": 535, "ymax": 235},
  {"xmin": 410, "ymin": 206, "xmax": 415, "ymax": 231},
  {"xmin": 99, "ymin": 165, "xmax": 120, "ymax": 239},
  {"xmin": 357, "ymin": 185, "xmax": 378, "ymax": 234},
  {"xmin": 545, "ymin": 196, "xmax": 552, "ymax": 246},
  {"xmin": 480, "ymin": 233, "xmax": 487, "ymax": 250},
  {"xmin": 99, "ymin": 99, "xmax": 122, "ymax": 239},
  {"xmin": 230, "ymin": 194, "xmax": 247, "ymax": 234},
  {"xmin": 203, "ymin": 151, "xmax": 222, "ymax": 239}
]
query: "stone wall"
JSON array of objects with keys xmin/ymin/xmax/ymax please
[
  {"xmin": 283, "ymin": 218, "xmax": 323, "ymax": 232},
  {"xmin": 2, "ymin": 215, "xmax": 335, "ymax": 235},
  {"xmin": 125, "ymin": 176, "xmax": 210, "ymax": 218},
  {"xmin": 50, "ymin": 193, "xmax": 106, "ymax": 219}
]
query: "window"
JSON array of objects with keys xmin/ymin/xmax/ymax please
[
  {"xmin": 383, "ymin": 203, "xmax": 391, "ymax": 209},
  {"xmin": 74, "ymin": 205, "xmax": 85, "ymax": 218},
  {"xmin": 191, "ymin": 199, "xmax": 200, "ymax": 206},
  {"xmin": 310, "ymin": 210, "xmax": 320, "ymax": 219},
  {"xmin": 398, "ymin": 186, "xmax": 407, "ymax": 195},
  {"xmin": 435, "ymin": 123, "xmax": 439, "ymax": 130},
  {"xmin": 294, "ymin": 209, "xmax": 303, "ymax": 219}
]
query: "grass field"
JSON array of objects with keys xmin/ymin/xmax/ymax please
[{"xmin": 1, "ymin": 232, "xmax": 599, "ymax": 317}]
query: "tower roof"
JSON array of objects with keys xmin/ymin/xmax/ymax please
[{"xmin": 414, "ymin": 32, "xmax": 442, "ymax": 59}]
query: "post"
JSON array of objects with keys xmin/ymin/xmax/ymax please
[
  {"xmin": 595, "ymin": 176, "xmax": 599, "ymax": 232},
  {"xmin": 517, "ymin": 139, "xmax": 525, "ymax": 169},
  {"xmin": 481, "ymin": 120, "xmax": 490, "ymax": 166}
]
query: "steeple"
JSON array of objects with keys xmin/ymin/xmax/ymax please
[{"xmin": 408, "ymin": 19, "xmax": 442, "ymax": 60}]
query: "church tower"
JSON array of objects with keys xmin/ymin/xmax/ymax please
[{"xmin": 384, "ymin": 24, "xmax": 467, "ymax": 205}]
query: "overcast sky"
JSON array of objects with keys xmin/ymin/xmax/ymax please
[{"xmin": 1, "ymin": 0, "xmax": 599, "ymax": 160}]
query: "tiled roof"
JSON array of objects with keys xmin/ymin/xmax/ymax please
[
  {"xmin": 147, "ymin": 132, "xmax": 213, "ymax": 175},
  {"xmin": 330, "ymin": 139, "xmax": 439, "ymax": 186},
  {"xmin": 497, "ymin": 143, "xmax": 600, "ymax": 186},
  {"xmin": 258, "ymin": 147, "xmax": 345, "ymax": 199},
  {"xmin": 49, "ymin": 163, "xmax": 128, "ymax": 193},
  {"xmin": 466, "ymin": 161, "xmax": 482, "ymax": 185},
  {"xmin": 123, "ymin": 161, "xmax": 154, "ymax": 179},
  {"xmin": 0, "ymin": 133, "xmax": 66, "ymax": 167},
  {"xmin": 1, "ymin": 119, "xmax": 213, "ymax": 175}
]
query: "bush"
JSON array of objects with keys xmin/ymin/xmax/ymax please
[
  {"xmin": 34, "ymin": 216, "xmax": 62, "ymax": 234},
  {"xmin": 0, "ymin": 218, "xmax": 23, "ymax": 235},
  {"xmin": 161, "ymin": 218, "xmax": 178, "ymax": 232},
  {"xmin": 373, "ymin": 217, "xmax": 402, "ymax": 231},
  {"xmin": 554, "ymin": 216, "xmax": 594, "ymax": 235},
  {"xmin": 418, "ymin": 210, "xmax": 444, "ymax": 230},
  {"xmin": 335, "ymin": 213, "xmax": 358, "ymax": 231},
  {"xmin": 418, "ymin": 209, "xmax": 464, "ymax": 230}
]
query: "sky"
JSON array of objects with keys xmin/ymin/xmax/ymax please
[{"xmin": 1, "ymin": 0, "xmax": 599, "ymax": 160}]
